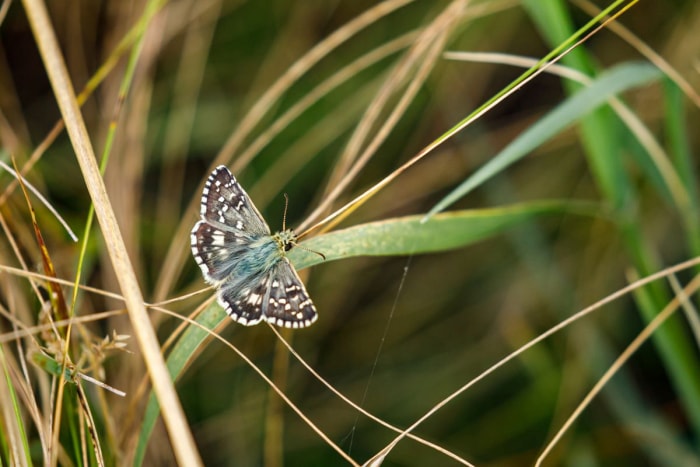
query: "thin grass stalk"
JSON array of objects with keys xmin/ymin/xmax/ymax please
[{"xmin": 20, "ymin": 0, "xmax": 203, "ymax": 464}]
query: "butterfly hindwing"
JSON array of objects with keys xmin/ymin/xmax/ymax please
[
  {"xmin": 263, "ymin": 260, "xmax": 318, "ymax": 328},
  {"xmin": 217, "ymin": 275, "xmax": 269, "ymax": 326},
  {"xmin": 216, "ymin": 260, "xmax": 317, "ymax": 328}
]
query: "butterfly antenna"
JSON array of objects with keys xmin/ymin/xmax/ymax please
[
  {"xmin": 283, "ymin": 193, "xmax": 325, "ymax": 260},
  {"xmin": 282, "ymin": 193, "xmax": 289, "ymax": 231},
  {"xmin": 295, "ymin": 243, "xmax": 326, "ymax": 261}
]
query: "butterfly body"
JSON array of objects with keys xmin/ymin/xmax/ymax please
[{"xmin": 191, "ymin": 166, "xmax": 317, "ymax": 328}]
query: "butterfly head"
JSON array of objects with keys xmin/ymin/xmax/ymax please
[{"xmin": 273, "ymin": 229, "xmax": 298, "ymax": 254}]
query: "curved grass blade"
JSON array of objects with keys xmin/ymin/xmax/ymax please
[
  {"xmin": 291, "ymin": 200, "xmax": 600, "ymax": 269},
  {"xmin": 135, "ymin": 199, "xmax": 600, "ymax": 464},
  {"xmin": 424, "ymin": 62, "xmax": 662, "ymax": 219}
]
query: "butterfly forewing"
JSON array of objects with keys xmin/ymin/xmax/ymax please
[
  {"xmin": 191, "ymin": 221, "xmax": 253, "ymax": 284},
  {"xmin": 200, "ymin": 166, "xmax": 269, "ymax": 235},
  {"xmin": 192, "ymin": 166, "xmax": 267, "ymax": 283}
]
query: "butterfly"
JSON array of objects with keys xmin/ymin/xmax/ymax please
[{"xmin": 191, "ymin": 166, "xmax": 317, "ymax": 328}]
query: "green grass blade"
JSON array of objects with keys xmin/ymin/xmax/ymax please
[
  {"xmin": 663, "ymin": 79, "xmax": 700, "ymax": 254},
  {"xmin": 525, "ymin": 0, "xmax": 700, "ymax": 446},
  {"xmin": 425, "ymin": 62, "xmax": 661, "ymax": 218},
  {"xmin": 0, "ymin": 345, "xmax": 31, "ymax": 467},
  {"xmin": 293, "ymin": 200, "xmax": 600, "ymax": 269},
  {"xmin": 134, "ymin": 301, "xmax": 225, "ymax": 467},
  {"xmin": 524, "ymin": 0, "xmax": 635, "ymax": 211},
  {"xmin": 134, "ymin": 200, "xmax": 600, "ymax": 464}
]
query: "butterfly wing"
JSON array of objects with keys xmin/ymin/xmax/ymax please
[
  {"xmin": 217, "ymin": 259, "xmax": 317, "ymax": 328},
  {"xmin": 191, "ymin": 166, "xmax": 269, "ymax": 284},
  {"xmin": 191, "ymin": 221, "xmax": 253, "ymax": 284},
  {"xmin": 199, "ymin": 166, "xmax": 269, "ymax": 235},
  {"xmin": 262, "ymin": 259, "xmax": 318, "ymax": 328},
  {"xmin": 216, "ymin": 274, "xmax": 270, "ymax": 326}
]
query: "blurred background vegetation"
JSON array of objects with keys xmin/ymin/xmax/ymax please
[{"xmin": 1, "ymin": 0, "xmax": 699, "ymax": 465}]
